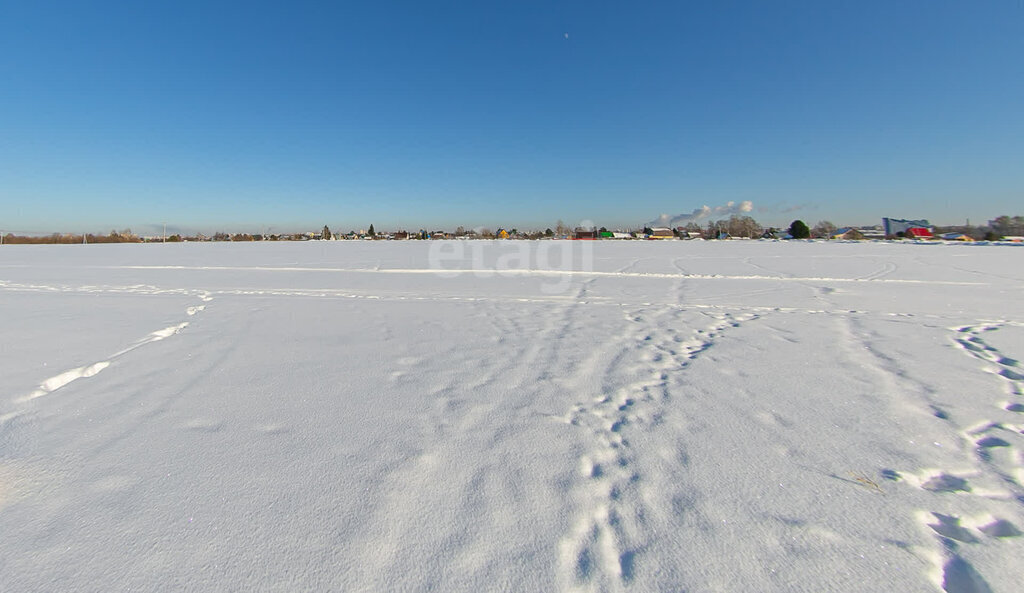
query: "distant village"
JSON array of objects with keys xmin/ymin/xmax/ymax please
[{"xmin": 3, "ymin": 216, "xmax": 1023, "ymax": 245}]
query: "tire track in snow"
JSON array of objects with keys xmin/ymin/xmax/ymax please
[
  {"xmin": 103, "ymin": 265, "xmax": 988, "ymax": 285},
  {"xmin": 4, "ymin": 279, "xmax": 1019, "ymax": 323},
  {"xmin": 742, "ymin": 254, "xmax": 793, "ymax": 279},
  {"xmin": 0, "ymin": 280, "xmax": 214, "ymax": 299},
  {"xmin": 557, "ymin": 305, "xmax": 761, "ymax": 592},
  {"xmin": 858, "ymin": 260, "xmax": 898, "ymax": 281}
]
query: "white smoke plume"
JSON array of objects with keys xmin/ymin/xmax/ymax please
[{"xmin": 649, "ymin": 201, "xmax": 753, "ymax": 228}]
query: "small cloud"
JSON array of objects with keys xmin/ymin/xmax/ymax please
[{"xmin": 757, "ymin": 203, "xmax": 817, "ymax": 214}]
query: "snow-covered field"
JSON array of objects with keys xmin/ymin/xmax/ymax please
[{"xmin": 2, "ymin": 240, "xmax": 1023, "ymax": 592}]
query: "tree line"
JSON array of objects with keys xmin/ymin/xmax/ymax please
[
  {"xmin": 1, "ymin": 230, "xmax": 141, "ymax": 244},
  {"xmin": 4, "ymin": 214, "xmax": 1022, "ymax": 245}
]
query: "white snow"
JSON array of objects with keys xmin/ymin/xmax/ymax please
[{"xmin": 1, "ymin": 240, "xmax": 1023, "ymax": 592}]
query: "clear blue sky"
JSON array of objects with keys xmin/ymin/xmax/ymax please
[{"xmin": 2, "ymin": 1, "xmax": 1022, "ymax": 234}]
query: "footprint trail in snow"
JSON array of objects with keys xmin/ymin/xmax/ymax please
[{"xmin": 558, "ymin": 306, "xmax": 760, "ymax": 592}]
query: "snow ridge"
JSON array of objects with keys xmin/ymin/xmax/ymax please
[
  {"xmin": 13, "ymin": 304, "xmax": 208, "ymax": 405},
  {"xmin": 22, "ymin": 361, "xmax": 111, "ymax": 401}
]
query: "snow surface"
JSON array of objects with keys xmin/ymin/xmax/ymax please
[{"xmin": 1, "ymin": 240, "xmax": 1023, "ymax": 592}]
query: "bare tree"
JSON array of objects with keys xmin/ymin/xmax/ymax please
[
  {"xmin": 721, "ymin": 215, "xmax": 762, "ymax": 238},
  {"xmin": 812, "ymin": 220, "xmax": 837, "ymax": 239},
  {"xmin": 990, "ymin": 215, "xmax": 1024, "ymax": 236}
]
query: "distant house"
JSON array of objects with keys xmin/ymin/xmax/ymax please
[
  {"xmin": 883, "ymin": 217, "xmax": 933, "ymax": 237},
  {"xmin": 393, "ymin": 231, "xmax": 410, "ymax": 240},
  {"xmin": 599, "ymin": 231, "xmax": 615, "ymax": 239},
  {"xmin": 858, "ymin": 226, "xmax": 886, "ymax": 239},
  {"xmin": 430, "ymin": 231, "xmax": 448, "ymax": 239},
  {"xmin": 574, "ymin": 229, "xmax": 598, "ymax": 240},
  {"xmin": 831, "ymin": 228, "xmax": 865, "ymax": 240},
  {"xmin": 940, "ymin": 232, "xmax": 974, "ymax": 242},
  {"xmin": 649, "ymin": 227, "xmax": 674, "ymax": 239},
  {"xmin": 906, "ymin": 227, "xmax": 934, "ymax": 239}
]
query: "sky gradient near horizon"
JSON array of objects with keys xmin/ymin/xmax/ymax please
[{"xmin": 2, "ymin": 1, "xmax": 1022, "ymax": 234}]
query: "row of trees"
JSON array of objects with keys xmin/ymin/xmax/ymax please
[
  {"xmin": 1, "ymin": 230, "xmax": 140, "ymax": 244},
  {"xmin": 651, "ymin": 216, "xmax": 808, "ymax": 239},
  {"xmin": 989, "ymin": 216, "xmax": 1024, "ymax": 237},
  {"xmin": 924, "ymin": 215, "xmax": 1024, "ymax": 241},
  {"xmin": 648, "ymin": 216, "xmax": 851, "ymax": 240},
  {"xmin": 0, "ymin": 218, "xmax": 804, "ymax": 243}
]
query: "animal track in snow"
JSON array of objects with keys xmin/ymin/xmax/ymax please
[
  {"xmin": 963, "ymin": 422, "xmax": 1023, "ymax": 488},
  {"xmin": 902, "ymin": 323, "xmax": 1024, "ymax": 591},
  {"xmin": 952, "ymin": 323, "xmax": 1024, "ymax": 397},
  {"xmin": 922, "ymin": 472, "xmax": 973, "ymax": 494},
  {"xmin": 897, "ymin": 468, "xmax": 1018, "ymax": 500},
  {"xmin": 558, "ymin": 308, "xmax": 760, "ymax": 590},
  {"xmin": 919, "ymin": 509, "xmax": 1021, "ymax": 593},
  {"xmin": 947, "ymin": 326, "xmax": 1024, "ymax": 481},
  {"xmin": 978, "ymin": 518, "xmax": 1022, "ymax": 538},
  {"xmin": 926, "ymin": 512, "xmax": 979, "ymax": 544}
]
